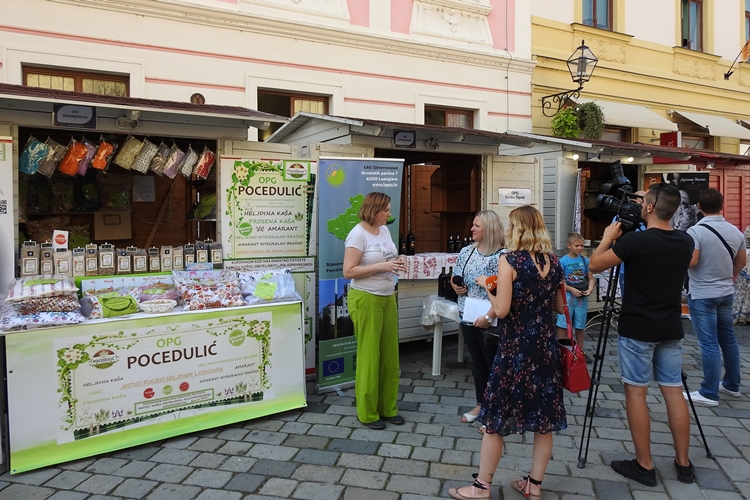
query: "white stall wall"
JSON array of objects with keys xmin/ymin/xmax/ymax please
[{"xmin": 0, "ymin": 135, "xmax": 15, "ymax": 292}]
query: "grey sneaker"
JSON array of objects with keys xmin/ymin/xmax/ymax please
[
  {"xmin": 719, "ymin": 383, "xmax": 741, "ymax": 398},
  {"xmin": 683, "ymin": 390, "xmax": 719, "ymax": 407}
]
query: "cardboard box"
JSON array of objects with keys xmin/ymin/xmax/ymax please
[{"xmin": 94, "ymin": 211, "xmax": 132, "ymax": 240}]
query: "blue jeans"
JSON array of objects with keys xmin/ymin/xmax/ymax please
[
  {"xmin": 618, "ymin": 336, "xmax": 683, "ymax": 387},
  {"xmin": 688, "ymin": 294, "xmax": 741, "ymax": 401}
]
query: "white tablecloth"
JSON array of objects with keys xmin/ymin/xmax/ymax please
[{"xmin": 421, "ymin": 294, "xmax": 460, "ymax": 326}]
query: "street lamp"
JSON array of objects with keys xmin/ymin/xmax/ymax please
[{"xmin": 541, "ymin": 40, "xmax": 599, "ymax": 117}]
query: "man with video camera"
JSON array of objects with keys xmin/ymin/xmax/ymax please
[{"xmin": 590, "ymin": 182, "xmax": 695, "ymax": 486}]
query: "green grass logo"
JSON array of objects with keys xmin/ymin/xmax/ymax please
[
  {"xmin": 326, "ymin": 164, "xmax": 346, "ymax": 187},
  {"xmin": 238, "ymin": 222, "xmax": 253, "ymax": 237},
  {"xmin": 229, "ymin": 329, "xmax": 246, "ymax": 347}
]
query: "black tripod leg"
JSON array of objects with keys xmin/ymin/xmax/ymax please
[
  {"xmin": 681, "ymin": 371, "xmax": 715, "ymax": 460},
  {"xmin": 577, "ymin": 265, "xmax": 619, "ymax": 468}
]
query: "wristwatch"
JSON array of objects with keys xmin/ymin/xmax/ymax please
[{"xmin": 484, "ymin": 315, "xmax": 493, "ymax": 323}]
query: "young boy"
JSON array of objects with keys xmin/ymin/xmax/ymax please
[{"xmin": 556, "ymin": 232, "xmax": 595, "ymax": 358}]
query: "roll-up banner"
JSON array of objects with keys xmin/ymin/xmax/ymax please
[{"xmin": 315, "ymin": 157, "xmax": 404, "ymax": 392}]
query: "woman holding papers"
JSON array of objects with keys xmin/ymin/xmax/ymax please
[{"xmin": 450, "ymin": 210, "xmax": 505, "ymax": 425}]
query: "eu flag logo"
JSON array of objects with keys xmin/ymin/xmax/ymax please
[{"xmin": 323, "ymin": 357, "xmax": 345, "ymax": 376}]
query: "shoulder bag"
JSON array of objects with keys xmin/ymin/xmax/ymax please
[{"xmin": 557, "ymin": 282, "xmax": 591, "ymax": 393}]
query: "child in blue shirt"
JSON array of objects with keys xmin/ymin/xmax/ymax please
[{"xmin": 556, "ymin": 232, "xmax": 595, "ymax": 359}]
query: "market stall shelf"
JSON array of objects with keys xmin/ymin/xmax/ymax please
[{"xmin": 4, "ymin": 301, "xmax": 305, "ymax": 474}]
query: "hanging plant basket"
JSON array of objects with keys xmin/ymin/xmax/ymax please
[
  {"xmin": 576, "ymin": 101, "xmax": 605, "ymax": 140},
  {"xmin": 550, "ymin": 106, "xmax": 580, "ymax": 139}
]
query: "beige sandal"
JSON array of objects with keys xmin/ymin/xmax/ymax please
[
  {"xmin": 510, "ymin": 475, "xmax": 542, "ymax": 500},
  {"xmin": 448, "ymin": 474, "xmax": 491, "ymax": 500}
]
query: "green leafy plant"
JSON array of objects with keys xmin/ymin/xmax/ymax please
[
  {"xmin": 550, "ymin": 106, "xmax": 580, "ymax": 139},
  {"xmin": 550, "ymin": 102, "xmax": 605, "ymax": 140},
  {"xmin": 577, "ymin": 101, "xmax": 605, "ymax": 139}
]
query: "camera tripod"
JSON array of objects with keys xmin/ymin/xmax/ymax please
[{"xmin": 577, "ymin": 263, "xmax": 714, "ymax": 468}]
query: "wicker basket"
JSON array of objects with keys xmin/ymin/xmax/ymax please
[{"xmin": 140, "ymin": 299, "xmax": 177, "ymax": 314}]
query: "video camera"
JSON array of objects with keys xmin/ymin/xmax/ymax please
[{"xmin": 595, "ymin": 161, "xmax": 644, "ymax": 232}]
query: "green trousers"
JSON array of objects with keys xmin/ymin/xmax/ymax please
[{"xmin": 348, "ymin": 287, "xmax": 400, "ymax": 423}]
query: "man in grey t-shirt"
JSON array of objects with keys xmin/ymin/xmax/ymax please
[{"xmin": 684, "ymin": 189, "xmax": 747, "ymax": 406}]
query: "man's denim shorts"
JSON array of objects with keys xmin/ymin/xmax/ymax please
[{"xmin": 618, "ymin": 336, "xmax": 683, "ymax": 387}]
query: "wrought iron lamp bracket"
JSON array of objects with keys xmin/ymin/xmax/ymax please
[{"xmin": 541, "ymin": 87, "xmax": 582, "ymax": 118}]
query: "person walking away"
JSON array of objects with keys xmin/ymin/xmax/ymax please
[
  {"xmin": 733, "ymin": 225, "xmax": 750, "ymax": 324},
  {"xmin": 683, "ymin": 188, "xmax": 746, "ymax": 406},
  {"xmin": 343, "ymin": 192, "xmax": 407, "ymax": 430},
  {"xmin": 590, "ymin": 182, "xmax": 695, "ymax": 486},
  {"xmin": 450, "ymin": 210, "xmax": 505, "ymax": 424},
  {"xmin": 555, "ymin": 232, "xmax": 594, "ymax": 360},
  {"xmin": 448, "ymin": 205, "xmax": 565, "ymax": 500}
]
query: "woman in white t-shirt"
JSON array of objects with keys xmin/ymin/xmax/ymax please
[{"xmin": 343, "ymin": 192, "xmax": 406, "ymax": 430}]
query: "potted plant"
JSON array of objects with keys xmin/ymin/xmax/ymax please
[{"xmin": 550, "ymin": 101, "xmax": 604, "ymax": 140}]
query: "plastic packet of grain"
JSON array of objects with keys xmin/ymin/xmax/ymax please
[
  {"xmin": 180, "ymin": 146, "xmax": 199, "ymax": 178},
  {"xmin": 194, "ymin": 147, "xmax": 216, "ymax": 180},
  {"xmin": 113, "ymin": 135, "xmax": 143, "ymax": 170},
  {"xmin": 149, "ymin": 142, "xmax": 171, "ymax": 176},
  {"xmin": 163, "ymin": 144, "xmax": 185, "ymax": 179},
  {"xmin": 78, "ymin": 137, "xmax": 98, "ymax": 176},
  {"xmin": 91, "ymin": 138, "xmax": 118, "ymax": 172},
  {"xmin": 38, "ymin": 138, "xmax": 68, "ymax": 178},
  {"xmin": 132, "ymin": 138, "xmax": 158, "ymax": 174},
  {"xmin": 19, "ymin": 136, "xmax": 49, "ymax": 176},
  {"xmin": 58, "ymin": 138, "xmax": 88, "ymax": 177}
]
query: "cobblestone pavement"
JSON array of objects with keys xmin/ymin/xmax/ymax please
[{"xmin": 1, "ymin": 320, "xmax": 750, "ymax": 500}]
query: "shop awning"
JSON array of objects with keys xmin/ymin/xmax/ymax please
[
  {"xmin": 577, "ymin": 99, "xmax": 678, "ymax": 131},
  {"xmin": 669, "ymin": 110, "xmax": 750, "ymax": 140}
]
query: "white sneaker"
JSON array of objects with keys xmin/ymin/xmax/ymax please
[
  {"xmin": 719, "ymin": 383, "xmax": 741, "ymax": 398},
  {"xmin": 683, "ymin": 390, "xmax": 719, "ymax": 407}
]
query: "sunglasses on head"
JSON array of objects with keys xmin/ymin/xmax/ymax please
[{"xmin": 652, "ymin": 182, "xmax": 677, "ymax": 208}]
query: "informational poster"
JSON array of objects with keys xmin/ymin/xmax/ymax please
[
  {"xmin": 644, "ymin": 172, "xmax": 709, "ymax": 231},
  {"xmin": 315, "ymin": 157, "xmax": 403, "ymax": 391},
  {"xmin": 221, "ymin": 158, "xmax": 315, "ymax": 259},
  {"xmin": 5, "ymin": 303, "xmax": 305, "ymax": 473},
  {"xmin": 0, "ymin": 137, "xmax": 14, "ymax": 295}
]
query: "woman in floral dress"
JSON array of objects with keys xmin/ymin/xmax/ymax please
[
  {"xmin": 448, "ymin": 205, "xmax": 566, "ymax": 500},
  {"xmin": 733, "ymin": 226, "xmax": 750, "ymax": 324}
]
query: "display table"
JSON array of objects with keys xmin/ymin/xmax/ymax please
[
  {"xmin": 4, "ymin": 301, "xmax": 305, "ymax": 473},
  {"xmin": 421, "ymin": 295, "xmax": 464, "ymax": 376}
]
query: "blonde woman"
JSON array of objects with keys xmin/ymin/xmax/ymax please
[
  {"xmin": 450, "ymin": 210, "xmax": 505, "ymax": 424},
  {"xmin": 449, "ymin": 205, "xmax": 565, "ymax": 500}
]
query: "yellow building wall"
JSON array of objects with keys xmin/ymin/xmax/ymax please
[{"xmin": 531, "ymin": 16, "xmax": 749, "ymax": 154}]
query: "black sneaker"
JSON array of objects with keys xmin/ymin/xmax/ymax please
[
  {"xmin": 362, "ymin": 419, "xmax": 386, "ymax": 430},
  {"xmin": 674, "ymin": 460, "xmax": 694, "ymax": 484},
  {"xmin": 384, "ymin": 415, "xmax": 405, "ymax": 425},
  {"xmin": 611, "ymin": 459, "xmax": 657, "ymax": 487}
]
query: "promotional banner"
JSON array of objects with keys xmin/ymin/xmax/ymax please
[
  {"xmin": 315, "ymin": 157, "xmax": 403, "ymax": 390},
  {"xmin": 5, "ymin": 303, "xmax": 305, "ymax": 473},
  {"xmin": 220, "ymin": 157, "xmax": 317, "ymax": 376},
  {"xmin": 0, "ymin": 137, "xmax": 14, "ymax": 294},
  {"xmin": 221, "ymin": 158, "xmax": 315, "ymax": 259},
  {"xmin": 644, "ymin": 172, "xmax": 710, "ymax": 231}
]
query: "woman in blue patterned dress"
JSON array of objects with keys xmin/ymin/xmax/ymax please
[
  {"xmin": 448, "ymin": 205, "xmax": 566, "ymax": 500},
  {"xmin": 450, "ymin": 210, "xmax": 505, "ymax": 424}
]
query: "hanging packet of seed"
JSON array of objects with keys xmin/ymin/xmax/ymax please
[
  {"xmin": 163, "ymin": 144, "xmax": 185, "ymax": 179},
  {"xmin": 78, "ymin": 137, "xmax": 98, "ymax": 176},
  {"xmin": 19, "ymin": 136, "xmax": 49, "ymax": 176},
  {"xmin": 132, "ymin": 138, "xmax": 158, "ymax": 174},
  {"xmin": 194, "ymin": 147, "xmax": 216, "ymax": 180},
  {"xmin": 113, "ymin": 135, "xmax": 143, "ymax": 170},
  {"xmin": 91, "ymin": 138, "xmax": 118, "ymax": 171},
  {"xmin": 58, "ymin": 138, "xmax": 88, "ymax": 177},
  {"xmin": 38, "ymin": 138, "xmax": 68, "ymax": 178},
  {"xmin": 180, "ymin": 146, "xmax": 199, "ymax": 178},
  {"xmin": 149, "ymin": 142, "xmax": 171, "ymax": 176}
]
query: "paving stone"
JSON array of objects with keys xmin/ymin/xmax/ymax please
[
  {"xmin": 195, "ymin": 490, "xmax": 243, "ymax": 500},
  {"xmin": 294, "ymin": 449, "xmax": 340, "ymax": 466},
  {"xmin": 280, "ymin": 422, "xmax": 313, "ymax": 435},
  {"xmin": 109, "ymin": 445, "xmax": 161, "ymax": 461},
  {"xmin": 246, "ymin": 443, "xmax": 298, "ymax": 461},
  {"xmin": 378, "ymin": 443, "xmax": 412, "ymax": 458},
  {"xmin": 182, "ymin": 468, "xmax": 233, "ymax": 488},
  {"xmin": 214, "ymin": 427, "xmax": 250, "ymax": 441},
  {"xmin": 328, "ymin": 438, "xmax": 380, "ymax": 455},
  {"xmin": 382, "ymin": 458, "xmax": 429, "ymax": 476},
  {"xmin": 46, "ymin": 492, "xmax": 89, "ymax": 500},
  {"xmin": 86, "ymin": 494, "xmax": 121, "ymax": 500},
  {"xmin": 343, "ymin": 487, "xmax": 399, "ymax": 500},
  {"xmin": 222, "ymin": 473, "xmax": 265, "ymax": 493},
  {"xmin": 385, "ymin": 474, "xmax": 440, "ymax": 495},
  {"xmin": 145, "ymin": 464, "xmax": 194, "ymax": 483},
  {"xmin": 284, "ymin": 434, "xmax": 331, "ymax": 450},
  {"xmin": 188, "ymin": 438, "xmax": 225, "ymax": 453},
  {"xmin": 336, "ymin": 453, "xmax": 384, "ymax": 471},
  {"xmin": 250, "ymin": 458, "xmax": 299, "ymax": 477},
  {"xmin": 243, "ymin": 429, "xmax": 288, "ymax": 445},
  {"xmin": 57, "ymin": 459, "xmax": 96, "ymax": 472},
  {"xmin": 189, "ymin": 452, "xmax": 227, "ymax": 469},
  {"xmin": 350, "ymin": 429, "xmax": 398, "ymax": 443},
  {"xmin": 0, "ymin": 483, "xmax": 54, "ymax": 500},
  {"xmin": 110, "ymin": 459, "xmax": 156, "ymax": 477},
  {"xmin": 218, "ymin": 456, "xmax": 257, "ymax": 473},
  {"xmin": 395, "ymin": 432, "xmax": 427, "ymax": 447},
  {"xmin": 592, "ymin": 479, "xmax": 633, "ymax": 500},
  {"xmin": 259, "ymin": 478, "xmax": 298, "ymax": 497},
  {"xmin": 146, "ymin": 483, "xmax": 201, "ymax": 500},
  {"xmin": 149, "ymin": 448, "xmax": 200, "ymax": 466},
  {"xmin": 292, "ymin": 464, "xmax": 345, "ymax": 483},
  {"xmin": 43, "ymin": 471, "xmax": 91, "ymax": 489},
  {"xmin": 440, "ymin": 450, "xmax": 473, "ymax": 465},
  {"xmin": 307, "ymin": 424, "xmax": 352, "ymax": 439},
  {"xmin": 74, "ymin": 474, "xmax": 124, "ymax": 494},
  {"xmin": 292, "ymin": 481, "xmax": 345, "ymax": 500},
  {"xmin": 216, "ymin": 441, "xmax": 253, "ymax": 456},
  {"xmin": 340, "ymin": 469, "xmax": 388, "ymax": 489},
  {"xmin": 112, "ymin": 478, "xmax": 158, "ymax": 498},
  {"xmin": 425, "ymin": 435, "xmax": 454, "ymax": 449},
  {"xmin": 1, "ymin": 468, "xmax": 61, "ymax": 485}
]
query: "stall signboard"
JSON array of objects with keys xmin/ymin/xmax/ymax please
[
  {"xmin": 5, "ymin": 302, "xmax": 305, "ymax": 473},
  {"xmin": 221, "ymin": 157, "xmax": 315, "ymax": 259},
  {"xmin": 315, "ymin": 158, "xmax": 403, "ymax": 391},
  {"xmin": 0, "ymin": 137, "xmax": 13, "ymax": 294}
]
